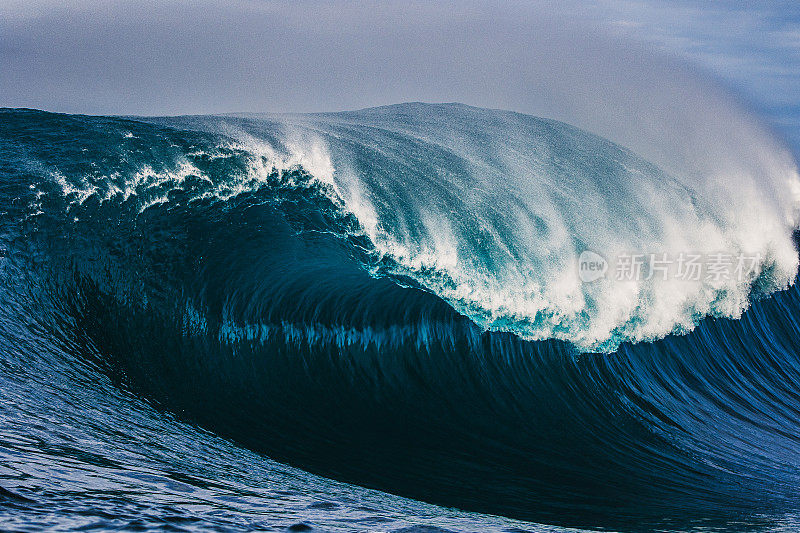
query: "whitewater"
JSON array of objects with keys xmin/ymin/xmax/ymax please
[{"xmin": 136, "ymin": 104, "xmax": 800, "ymax": 350}]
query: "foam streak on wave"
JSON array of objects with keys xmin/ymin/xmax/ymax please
[
  {"xmin": 34, "ymin": 104, "xmax": 799, "ymax": 351},
  {"xmin": 183, "ymin": 104, "xmax": 799, "ymax": 351}
]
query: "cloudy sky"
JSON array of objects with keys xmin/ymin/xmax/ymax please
[
  {"xmin": 597, "ymin": 0, "xmax": 800, "ymax": 145},
  {"xmin": 2, "ymin": 1, "xmax": 799, "ymax": 148}
]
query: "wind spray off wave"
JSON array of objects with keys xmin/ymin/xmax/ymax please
[{"xmin": 145, "ymin": 103, "xmax": 800, "ymax": 351}]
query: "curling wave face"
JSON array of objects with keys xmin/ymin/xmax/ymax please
[
  {"xmin": 2, "ymin": 105, "xmax": 800, "ymax": 532},
  {"xmin": 158, "ymin": 103, "xmax": 800, "ymax": 350}
]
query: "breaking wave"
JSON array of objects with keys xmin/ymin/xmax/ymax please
[{"xmin": 2, "ymin": 104, "xmax": 800, "ymax": 532}]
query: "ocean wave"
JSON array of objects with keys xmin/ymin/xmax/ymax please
[
  {"xmin": 89, "ymin": 103, "xmax": 800, "ymax": 350},
  {"xmin": 3, "ymin": 105, "xmax": 800, "ymax": 531}
]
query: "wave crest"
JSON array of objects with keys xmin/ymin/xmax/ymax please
[
  {"xmin": 24, "ymin": 104, "xmax": 800, "ymax": 351},
  {"xmin": 201, "ymin": 104, "xmax": 798, "ymax": 351}
]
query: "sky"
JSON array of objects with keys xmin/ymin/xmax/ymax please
[
  {"xmin": 2, "ymin": 1, "xmax": 800, "ymax": 149},
  {"xmin": 595, "ymin": 0, "xmax": 800, "ymax": 147}
]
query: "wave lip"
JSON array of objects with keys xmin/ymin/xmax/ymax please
[
  {"xmin": 191, "ymin": 103, "xmax": 799, "ymax": 351},
  {"xmin": 18, "ymin": 103, "xmax": 798, "ymax": 351}
]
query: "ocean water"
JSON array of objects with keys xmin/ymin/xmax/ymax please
[{"xmin": 1, "ymin": 103, "xmax": 800, "ymax": 532}]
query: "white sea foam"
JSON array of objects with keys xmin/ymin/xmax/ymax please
[
  {"xmin": 45, "ymin": 104, "xmax": 800, "ymax": 351},
  {"xmin": 260, "ymin": 104, "xmax": 800, "ymax": 351}
]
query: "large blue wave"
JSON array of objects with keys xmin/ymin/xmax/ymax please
[
  {"xmin": 1, "ymin": 105, "xmax": 800, "ymax": 532},
  {"xmin": 150, "ymin": 103, "xmax": 800, "ymax": 351}
]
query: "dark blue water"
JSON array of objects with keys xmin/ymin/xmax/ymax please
[{"xmin": 2, "ymin": 105, "xmax": 800, "ymax": 532}]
